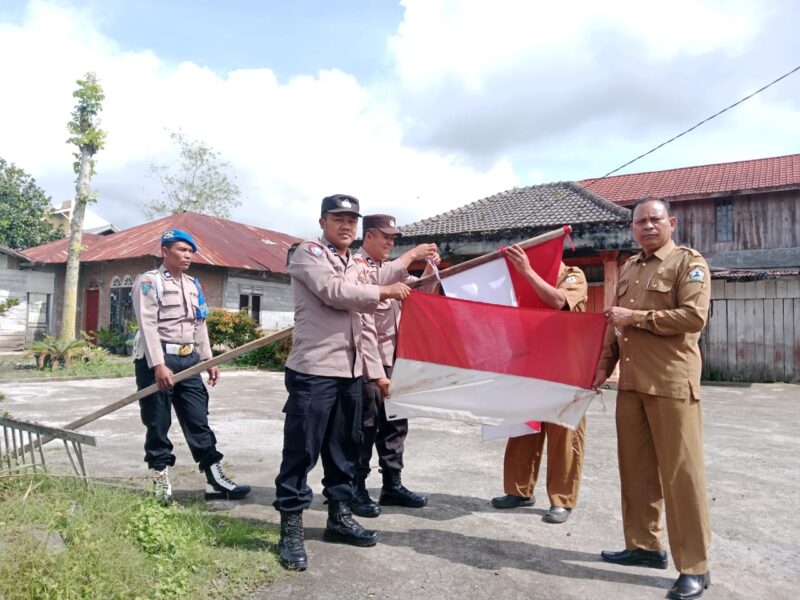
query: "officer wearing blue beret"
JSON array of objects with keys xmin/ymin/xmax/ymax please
[{"xmin": 132, "ymin": 229, "xmax": 250, "ymax": 505}]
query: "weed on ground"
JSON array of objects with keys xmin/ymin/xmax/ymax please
[{"xmin": 0, "ymin": 475, "xmax": 284, "ymax": 599}]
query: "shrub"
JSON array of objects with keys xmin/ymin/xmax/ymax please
[
  {"xmin": 27, "ymin": 335, "xmax": 91, "ymax": 369},
  {"xmin": 206, "ymin": 309, "xmax": 260, "ymax": 352},
  {"xmin": 0, "ymin": 297, "xmax": 21, "ymax": 317},
  {"xmin": 235, "ymin": 337, "xmax": 292, "ymax": 371}
]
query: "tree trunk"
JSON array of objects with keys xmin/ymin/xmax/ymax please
[{"xmin": 59, "ymin": 148, "xmax": 92, "ymax": 342}]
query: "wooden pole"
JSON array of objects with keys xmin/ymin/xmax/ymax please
[
  {"xmin": 409, "ymin": 225, "xmax": 571, "ymax": 289},
  {"xmin": 25, "ymin": 327, "xmax": 294, "ymax": 451}
]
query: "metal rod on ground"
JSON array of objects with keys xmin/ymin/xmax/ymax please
[{"xmin": 409, "ymin": 225, "xmax": 572, "ymax": 289}]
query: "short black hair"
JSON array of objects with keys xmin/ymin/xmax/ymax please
[{"xmin": 631, "ymin": 196, "xmax": 671, "ymax": 216}]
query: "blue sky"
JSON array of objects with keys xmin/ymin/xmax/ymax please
[{"xmin": 1, "ymin": 0, "xmax": 798, "ymax": 237}]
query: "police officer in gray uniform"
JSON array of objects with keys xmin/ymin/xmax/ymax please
[
  {"xmin": 351, "ymin": 214, "xmax": 440, "ymax": 518},
  {"xmin": 132, "ymin": 229, "xmax": 250, "ymax": 506},
  {"xmin": 273, "ymin": 195, "xmax": 436, "ymax": 571}
]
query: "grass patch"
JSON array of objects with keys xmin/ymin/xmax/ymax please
[
  {"xmin": 0, "ymin": 354, "xmax": 135, "ymax": 380},
  {"xmin": 0, "ymin": 475, "xmax": 283, "ymax": 599}
]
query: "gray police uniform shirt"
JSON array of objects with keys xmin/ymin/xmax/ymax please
[
  {"xmin": 132, "ymin": 265, "xmax": 213, "ymax": 368},
  {"xmin": 356, "ymin": 250, "xmax": 437, "ymax": 380},
  {"xmin": 286, "ymin": 237, "xmax": 405, "ymax": 379}
]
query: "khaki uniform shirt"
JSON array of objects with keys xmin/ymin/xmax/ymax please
[
  {"xmin": 597, "ymin": 240, "xmax": 711, "ymax": 400},
  {"xmin": 355, "ymin": 250, "xmax": 422, "ymax": 380},
  {"xmin": 285, "ymin": 237, "xmax": 388, "ymax": 378},
  {"xmin": 132, "ymin": 265, "xmax": 212, "ymax": 368},
  {"xmin": 558, "ymin": 263, "xmax": 588, "ymax": 313}
]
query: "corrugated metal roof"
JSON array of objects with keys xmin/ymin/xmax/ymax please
[
  {"xmin": 399, "ymin": 181, "xmax": 630, "ymax": 238},
  {"xmin": 580, "ymin": 153, "xmax": 800, "ymax": 204},
  {"xmin": 22, "ymin": 212, "xmax": 302, "ymax": 274},
  {"xmin": 710, "ymin": 268, "xmax": 800, "ymax": 281},
  {"xmin": 22, "ymin": 234, "xmax": 105, "ymax": 263}
]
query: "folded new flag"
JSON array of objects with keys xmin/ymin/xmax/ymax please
[{"xmin": 386, "ymin": 291, "xmax": 606, "ymax": 431}]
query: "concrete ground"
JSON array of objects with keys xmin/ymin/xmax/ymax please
[{"xmin": 1, "ymin": 372, "xmax": 797, "ymax": 600}]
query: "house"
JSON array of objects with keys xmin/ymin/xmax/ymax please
[
  {"xmin": 47, "ymin": 199, "xmax": 118, "ymax": 236},
  {"xmin": 22, "ymin": 211, "xmax": 302, "ymax": 343},
  {"xmin": 0, "ymin": 244, "xmax": 56, "ymax": 351},
  {"xmin": 580, "ymin": 153, "xmax": 800, "ymax": 383},
  {"xmin": 394, "ymin": 181, "xmax": 633, "ymax": 312}
]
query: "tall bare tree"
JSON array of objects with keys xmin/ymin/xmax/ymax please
[
  {"xmin": 144, "ymin": 130, "xmax": 241, "ymax": 219},
  {"xmin": 60, "ymin": 72, "xmax": 106, "ymax": 342}
]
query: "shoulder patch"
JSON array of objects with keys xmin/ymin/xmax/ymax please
[
  {"xmin": 688, "ymin": 267, "xmax": 705, "ymax": 282},
  {"xmin": 678, "ymin": 246, "xmax": 703, "ymax": 257},
  {"xmin": 306, "ymin": 242, "xmax": 324, "ymax": 257}
]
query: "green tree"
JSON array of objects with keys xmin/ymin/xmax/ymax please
[
  {"xmin": 144, "ymin": 130, "xmax": 242, "ymax": 219},
  {"xmin": 0, "ymin": 158, "xmax": 59, "ymax": 249},
  {"xmin": 60, "ymin": 72, "xmax": 106, "ymax": 343}
]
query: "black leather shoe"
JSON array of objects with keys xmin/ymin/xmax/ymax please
[
  {"xmin": 543, "ymin": 506, "xmax": 571, "ymax": 523},
  {"xmin": 667, "ymin": 572, "xmax": 710, "ymax": 600},
  {"xmin": 350, "ymin": 474, "xmax": 381, "ymax": 518},
  {"xmin": 379, "ymin": 469, "xmax": 427, "ymax": 508},
  {"xmin": 491, "ymin": 494, "xmax": 534, "ymax": 509},
  {"xmin": 323, "ymin": 501, "xmax": 379, "ymax": 547},
  {"xmin": 277, "ymin": 511, "xmax": 307, "ymax": 571},
  {"xmin": 600, "ymin": 548, "xmax": 668, "ymax": 569}
]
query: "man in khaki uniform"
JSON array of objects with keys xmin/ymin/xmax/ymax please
[
  {"xmin": 273, "ymin": 195, "xmax": 436, "ymax": 571},
  {"xmin": 593, "ymin": 197, "xmax": 711, "ymax": 600},
  {"xmin": 491, "ymin": 244, "xmax": 589, "ymax": 524},
  {"xmin": 132, "ymin": 229, "xmax": 250, "ymax": 506},
  {"xmin": 350, "ymin": 214, "xmax": 440, "ymax": 518}
]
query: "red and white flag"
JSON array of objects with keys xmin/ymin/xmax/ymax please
[
  {"xmin": 386, "ymin": 291, "xmax": 606, "ymax": 432},
  {"xmin": 386, "ymin": 231, "xmax": 604, "ymax": 436},
  {"xmin": 440, "ymin": 234, "xmax": 564, "ymax": 309}
]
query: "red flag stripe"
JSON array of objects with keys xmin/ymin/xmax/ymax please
[{"xmin": 396, "ymin": 291, "xmax": 606, "ymax": 389}]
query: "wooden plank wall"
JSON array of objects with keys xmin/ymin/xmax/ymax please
[
  {"xmin": 702, "ymin": 276, "xmax": 800, "ymax": 382},
  {"xmin": 672, "ymin": 190, "xmax": 800, "ymax": 254}
]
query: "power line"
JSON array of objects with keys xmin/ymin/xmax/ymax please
[{"xmin": 584, "ymin": 63, "xmax": 800, "ymax": 183}]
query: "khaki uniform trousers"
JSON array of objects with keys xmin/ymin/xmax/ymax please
[
  {"xmin": 616, "ymin": 390, "xmax": 711, "ymax": 574},
  {"xmin": 503, "ymin": 418, "xmax": 586, "ymax": 508}
]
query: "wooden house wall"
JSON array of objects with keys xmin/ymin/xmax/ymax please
[
  {"xmin": 671, "ymin": 189, "xmax": 800, "ymax": 254},
  {"xmin": 702, "ymin": 277, "xmax": 800, "ymax": 383}
]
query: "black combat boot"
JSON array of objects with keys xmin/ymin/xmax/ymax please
[
  {"xmin": 277, "ymin": 511, "xmax": 308, "ymax": 571},
  {"xmin": 379, "ymin": 468, "xmax": 427, "ymax": 508},
  {"xmin": 322, "ymin": 501, "xmax": 379, "ymax": 547},
  {"xmin": 350, "ymin": 472, "xmax": 381, "ymax": 518}
]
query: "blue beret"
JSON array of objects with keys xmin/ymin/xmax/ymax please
[{"xmin": 161, "ymin": 229, "xmax": 197, "ymax": 252}]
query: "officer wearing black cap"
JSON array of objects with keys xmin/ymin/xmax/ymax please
[
  {"xmin": 350, "ymin": 214, "xmax": 440, "ymax": 518},
  {"xmin": 132, "ymin": 229, "xmax": 250, "ymax": 506},
  {"xmin": 273, "ymin": 195, "xmax": 437, "ymax": 571}
]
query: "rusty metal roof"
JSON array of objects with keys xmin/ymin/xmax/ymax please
[{"xmin": 22, "ymin": 212, "xmax": 302, "ymax": 274}]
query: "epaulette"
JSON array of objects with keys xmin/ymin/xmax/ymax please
[{"xmin": 677, "ymin": 245, "xmax": 703, "ymax": 257}]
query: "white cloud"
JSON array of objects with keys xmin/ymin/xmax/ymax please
[{"xmin": 1, "ymin": 0, "xmax": 798, "ymax": 242}]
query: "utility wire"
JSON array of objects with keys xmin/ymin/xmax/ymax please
[{"xmin": 583, "ymin": 63, "xmax": 800, "ymax": 184}]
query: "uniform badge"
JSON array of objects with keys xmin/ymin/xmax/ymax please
[
  {"xmin": 307, "ymin": 242, "xmax": 324, "ymax": 257},
  {"xmin": 355, "ymin": 257, "xmax": 367, "ymax": 265},
  {"xmin": 162, "ymin": 230, "xmax": 175, "ymax": 239},
  {"xmin": 341, "ymin": 199, "xmax": 352, "ymax": 208},
  {"xmin": 565, "ymin": 276, "xmax": 578, "ymax": 284},
  {"xmin": 358, "ymin": 271, "xmax": 368, "ymax": 283},
  {"xmin": 389, "ymin": 219, "xmax": 395, "ymax": 227},
  {"xmin": 140, "ymin": 278, "xmax": 153, "ymax": 296},
  {"xmin": 689, "ymin": 267, "xmax": 705, "ymax": 282}
]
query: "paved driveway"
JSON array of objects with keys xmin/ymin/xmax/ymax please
[{"xmin": 1, "ymin": 373, "xmax": 796, "ymax": 599}]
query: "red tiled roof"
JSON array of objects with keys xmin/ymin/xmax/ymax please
[
  {"xmin": 22, "ymin": 212, "xmax": 301, "ymax": 273},
  {"xmin": 579, "ymin": 153, "xmax": 800, "ymax": 205}
]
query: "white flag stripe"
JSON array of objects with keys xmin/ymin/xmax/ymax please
[
  {"xmin": 386, "ymin": 358, "xmax": 595, "ymax": 430},
  {"xmin": 439, "ymin": 257, "xmax": 517, "ymax": 306}
]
